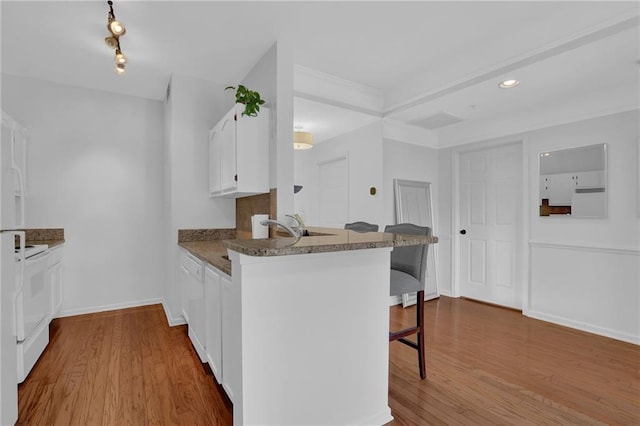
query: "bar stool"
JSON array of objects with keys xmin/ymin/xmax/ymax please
[{"xmin": 385, "ymin": 223, "xmax": 431, "ymax": 379}]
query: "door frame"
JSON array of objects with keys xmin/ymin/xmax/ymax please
[{"xmin": 450, "ymin": 139, "xmax": 530, "ymax": 310}]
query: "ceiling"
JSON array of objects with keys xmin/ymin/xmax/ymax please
[{"xmin": 2, "ymin": 1, "xmax": 639, "ymax": 146}]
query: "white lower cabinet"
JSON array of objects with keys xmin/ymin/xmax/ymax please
[
  {"xmin": 183, "ymin": 250, "xmax": 239, "ymax": 403},
  {"xmin": 204, "ymin": 266, "xmax": 222, "ymax": 383},
  {"xmin": 47, "ymin": 245, "xmax": 63, "ymax": 319},
  {"xmin": 220, "ymin": 273, "xmax": 240, "ymax": 403},
  {"xmin": 180, "ymin": 249, "xmax": 206, "ymax": 362}
]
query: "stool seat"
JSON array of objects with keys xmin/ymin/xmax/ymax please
[{"xmin": 390, "ymin": 269, "xmax": 421, "ymax": 297}]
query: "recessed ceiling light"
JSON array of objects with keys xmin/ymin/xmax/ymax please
[{"xmin": 499, "ymin": 79, "xmax": 520, "ymax": 89}]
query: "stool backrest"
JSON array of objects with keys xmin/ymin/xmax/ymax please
[
  {"xmin": 384, "ymin": 223, "xmax": 431, "ymax": 289},
  {"xmin": 344, "ymin": 221, "xmax": 379, "ymax": 233}
]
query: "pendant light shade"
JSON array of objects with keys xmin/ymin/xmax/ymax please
[
  {"xmin": 294, "ymin": 131, "xmax": 314, "ymax": 150},
  {"xmin": 109, "ymin": 19, "xmax": 126, "ymax": 36},
  {"xmin": 115, "ymin": 50, "xmax": 127, "ymax": 65}
]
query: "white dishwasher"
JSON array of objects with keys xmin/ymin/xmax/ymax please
[{"xmin": 180, "ymin": 250, "xmax": 206, "ymax": 362}]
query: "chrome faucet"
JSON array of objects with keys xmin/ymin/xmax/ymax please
[
  {"xmin": 260, "ymin": 214, "xmax": 307, "ymax": 238},
  {"xmin": 260, "ymin": 219, "xmax": 300, "ymax": 238},
  {"xmin": 286, "ymin": 214, "xmax": 308, "ymax": 236}
]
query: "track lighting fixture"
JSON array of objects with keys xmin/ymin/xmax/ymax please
[{"xmin": 104, "ymin": 1, "xmax": 127, "ymax": 75}]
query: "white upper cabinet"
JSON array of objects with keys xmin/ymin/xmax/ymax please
[{"xmin": 209, "ymin": 103, "xmax": 270, "ymax": 198}]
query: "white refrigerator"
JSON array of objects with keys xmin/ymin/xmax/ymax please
[{"xmin": 1, "ymin": 111, "xmax": 26, "ymax": 426}]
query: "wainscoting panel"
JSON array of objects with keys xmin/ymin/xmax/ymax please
[{"xmin": 528, "ymin": 242, "xmax": 639, "ymax": 344}]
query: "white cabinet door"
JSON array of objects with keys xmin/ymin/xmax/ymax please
[
  {"xmin": 48, "ymin": 245, "xmax": 63, "ymax": 319},
  {"xmin": 546, "ymin": 173, "xmax": 574, "ymax": 205},
  {"xmin": 221, "ymin": 273, "xmax": 240, "ymax": 403},
  {"xmin": 209, "ymin": 104, "xmax": 269, "ymax": 198},
  {"xmin": 180, "ymin": 250, "xmax": 206, "ymax": 362},
  {"xmin": 208, "ymin": 124, "xmax": 222, "ymax": 196},
  {"xmin": 219, "ymin": 110, "xmax": 237, "ymax": 193},
  {"xmin": 574, "ymin": 171, "xmax": 604, "ymax": 189},
  {"xmin": 205, "ymin": 266, "xmax": 222, "ymax": 384}
]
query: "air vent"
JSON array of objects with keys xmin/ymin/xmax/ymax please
[{"xmin": 410, "ymin": 111, "xmax": 463, "ymax": 130}]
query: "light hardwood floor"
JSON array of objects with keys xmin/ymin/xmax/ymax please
[{"xmin": 17, "ymin": 297, "xmax": 639, "ymax": 425}]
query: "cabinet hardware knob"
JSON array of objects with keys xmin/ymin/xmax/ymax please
[{"xmin": 460, "ymin": 229, "xmax": 467, "ymax": 235}]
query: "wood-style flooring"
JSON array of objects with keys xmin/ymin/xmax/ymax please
[{"xmin": 17, "ymin": 297, "xmax": 639, "ymax": 425}]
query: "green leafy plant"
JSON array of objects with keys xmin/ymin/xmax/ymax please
[{"xmin": 225, "ymin": 85, "xmax": 265, "ymax": 117}]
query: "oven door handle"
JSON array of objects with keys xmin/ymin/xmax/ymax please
[
  {"xmin": 13, "ymin": 231, "xmax": 25, "ymax": 338},
  {"xmin": 15, "ymin": 231, "xmax": 25, "ymax": 293}
]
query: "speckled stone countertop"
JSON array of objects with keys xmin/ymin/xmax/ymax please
[
  {"xmin": 22, "ymin": 228, "xmax": 65, "ymax": 248},
  {"xmin": 178, "ymin": 229, "xmax": 235, "ymax": 275},
  {"xmin": 178, "ymin": 227, "xmax": 438, "ymax": 274},
  {"xmin": 223, "ymin": 226, "xmax": 438, "ymax": 257}
]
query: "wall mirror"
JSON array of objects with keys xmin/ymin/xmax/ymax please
[
  {"xmin": 394, "ymin": 179, "xmax": 438, "ymax": 305},
  {"xmin": 539, "ymin": 143, "xmax": 607, "ymax": 218}
]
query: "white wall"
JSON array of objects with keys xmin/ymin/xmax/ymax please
[
  {"xmin": 163, "ymin": 73, "xmax": 235, "ymax": 324},
  {"xmin": 527, "ymin": 111, "xmax": 639, "ymax": 247},
  {"xmin": 525, "ymin": 110, "xmax": 639, "ymax": 343},
  {"xmin": 1, "ymin": 74, "xmax": 165, "ymax": 315},
  {"xmin": 438, "ymin": 110, "xmax": 640, "ymax": 343},
  {"xmin": 382, "ymin": 139, "xmax": 439, "ymax": 227},
  {"xmin": 295, "ymin": 122, "xmax": 384, "ymax": 227}
]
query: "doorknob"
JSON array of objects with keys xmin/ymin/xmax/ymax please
[{"xmin": 460, "ymin": 229, "xmax": 467, "ymax": 235}]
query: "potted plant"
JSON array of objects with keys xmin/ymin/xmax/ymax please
[{"xmin": 225, "ymin": 85, "xmax": 265, "ymax": 117}]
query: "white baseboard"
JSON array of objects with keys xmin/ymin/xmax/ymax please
[
  {"xmin": 389, "ymin": 295, "xmax": 402, "ymax": 306},
  {"xmin": 57, "ymin": 297, "xmax": 163, "ymax": 319},
  {"xmin": 56, "ymin": 297, "xmax": 188, "ymax": 328},
  {"xmin": 525, "ymin": 309, "xmax": 640, "ymax": 345},
  {"xmin": 161, "ymin": 299, "xmax": 186, "ymax": 327}
]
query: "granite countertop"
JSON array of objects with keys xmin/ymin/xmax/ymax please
[
  {"xmin": 178, "ymin": 226, "xmax": 438, "ymax": 275},
  {"xmin": 22, "ymin": 228, "xmax": 65, "ymax": 249},
  {"xmin": 178, "ymin": 240, "xmax": 231, "ymax": 275},
  {"xmin": 223, "ymin": 226, "xmax": 438, "ymax": 257},
  {"xmin": 178, "ymin": 228, "xmax": 235, "ymax": 275}
]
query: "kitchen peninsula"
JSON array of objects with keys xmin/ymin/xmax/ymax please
[{"xmin": 179, "ymin": 227, "xmax": 437, "ymax": 426}]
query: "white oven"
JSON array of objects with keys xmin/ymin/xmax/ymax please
[{"xmin": 15, "ymin": 244, "xmax": 50, "ymax": 383}]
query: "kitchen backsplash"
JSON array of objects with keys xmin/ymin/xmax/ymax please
[{"xmin": 235, "ymin": 189, "xmax": 277, "ymax": 239}]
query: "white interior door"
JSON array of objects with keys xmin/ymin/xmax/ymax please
[
  {"xmin": 318, "ymin": 156, "xmax": 348, "ymax": 227},
  {"xmin": 459, "ymin": 142, "xmax": 522, "ymax": 309},
  {"xmin": 394, "ymin": 180, "xmax": 438, "ymax": 303}
]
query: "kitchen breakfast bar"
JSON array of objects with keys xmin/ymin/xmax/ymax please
[{"xmin": 179, "ymin": 227, "xmax": 437, "ymax": 426}]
